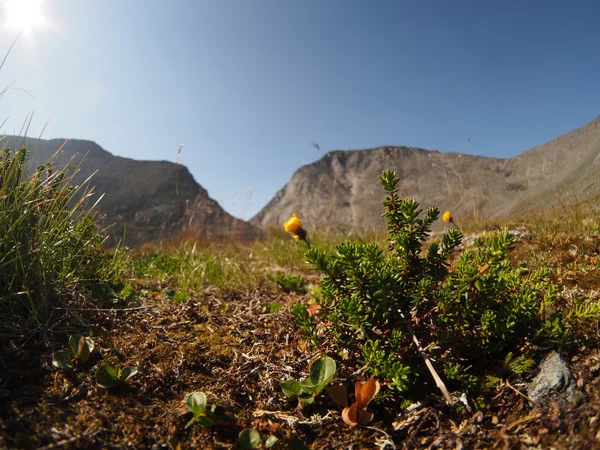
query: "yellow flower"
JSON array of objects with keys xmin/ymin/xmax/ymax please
[
  {"xmin": 283, "ymin": 213, "xmax": 311, "ymax": 248},
  {"xmin": 442, "ymin": 210, "xmax": 453, "ymax": 223},
  {"xmin": 284, "ymin": 214, "xmax": 303, "ymax": 234}
]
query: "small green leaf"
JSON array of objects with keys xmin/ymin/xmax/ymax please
[
  {"xmin": 96, "ymin": 363, "xmax": 121, "ymax": 389},
  {"xmin": 196, "ymin": 414, "xmax": 215, "ymax": 427},
  {"xmin": 68, "ymin": 334, "xmax": 94, "ymax": 362},
  {"xmin": 265, "ymin": 435, "xmax": 279, "ymax": 448},
  {"xmin": 119, "ymin": 366, "xmax": 138, "ymax": 382},
  {"xmin": 298, "ymin": 394, "xmax": 315, "ymax": 404},
  {"xmin": 52, "ymin": 351, "xmax": 74, "ymax": 370},
  {"xmin": 184, "ymin": 391, "xmax": 214, "ymax": 428},
  {"xmin": 185, "ymin": 417, "xmax": 197, "ymax": 429},
  {"xmin": 308, "ymin": 356, "xmax": 336, "ymax": 387},
  {"xmin": 187, "ymin": 391, "xmax": 207, "ymax": 416},
  {"xmin": 68, "ymin": 334, "xmax": 83, "ymax": 358},
  {"xmin": 173, "ymin": 292, "xmax": 188, "ymax": 303},
  {"xmin": 280, "ymin": 380, "xmax": 302, "ymax": 396},
  {"xmin": 268, "ymin": 302, "xmax": 283, "ymax": 313},
  {"xmin": 238, "ymin": 429, "xmax": 261, "ymax": 449},
  {"xmin": 91, "ymin": 282, "xmax": 120, "ymax": 304},
  {"xmin": 298, "ymin": 379, "xmax": 319, "ymax": 394},
  {"xmin": 119, "ymin": 283, "xmax": 135, "ymax": 301}
]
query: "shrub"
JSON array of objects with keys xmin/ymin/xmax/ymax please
[{"xmin": 292, "ymin": 170, "xmax": 599, "ymax": 405}]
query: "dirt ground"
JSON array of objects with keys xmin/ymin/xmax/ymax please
[{"xmin": 3, "ymin": 233, "xmax": 600, "ymax": 449}]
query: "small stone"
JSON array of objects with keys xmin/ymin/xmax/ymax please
[{"xmin": 526, "ymin": 351, "xmax": 585, "ymax": 405}]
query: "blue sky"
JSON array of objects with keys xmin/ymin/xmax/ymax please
[{"xmin": 1, "ymin": 0, "xmax": 599, "ymax": 219}]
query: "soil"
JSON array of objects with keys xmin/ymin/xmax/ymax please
[{"xmin": 2, "ymin": 239, "xmax": 600, "ymax": 449}]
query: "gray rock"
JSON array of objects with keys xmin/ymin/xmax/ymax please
[
  {"xmin": 460, "ymin": 229, "xmax": 530, "ymax": 249},
  {"xmin": 526, "ymin": 351, "xmax": 585, "ymax": 405}
]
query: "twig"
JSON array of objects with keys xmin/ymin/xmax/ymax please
[
  {"xmin": 53, "ymin": 305, "xmax": 154, "ymax": 312},
  {"xmin": 507, "ymin": 412, "xmax": 542, "ymax": 431},
  {"xmin": 505, "ymin": 379, "xmax": 534, "ymax": 403},
  {"xmin": 406, "ymin": 323, "xmax": 452, "ymax": 404}
]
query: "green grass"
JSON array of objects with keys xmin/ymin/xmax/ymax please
[
  {"xmin": 0, "ymin": 145, "xmax": 121, "ymax": 335},
  {"xmin": 251, "ymin": 226, "xmax": 389, "ymax": 272},
  {"xmin": 121, "ymin": 227, "xmax": 390, "ymax": 295},
  {"xmin": 121, "ymin": 194, "xmax": 600, "ymax": 298},
  {"xmin": 125, "ymin": 242, "xmax": 261, "ymax": 293}
]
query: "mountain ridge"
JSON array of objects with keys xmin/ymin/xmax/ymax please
[
  {"xmin": 1, "ymin": 135, "xmax": 258, "ymax": 246},
  {"xmin": 252, "ymin": 115, "xmax": 600, "ymax": 231}
]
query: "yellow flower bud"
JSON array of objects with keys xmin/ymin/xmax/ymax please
[
  {"xmin": 442, "ymin": 210, "xmax": 453, "ymax": 223},
  {"xmin": 284, "ymin": 214, "xmax": 303, "ymax": 234}
]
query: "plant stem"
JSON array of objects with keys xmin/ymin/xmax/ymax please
[
  {"xmin": 406, "ymin": 323, "xmax": 452, "ymax": 405},
  {"xmin": 304, "ymin": 238, "xmax": 311, "ymax": 250}
]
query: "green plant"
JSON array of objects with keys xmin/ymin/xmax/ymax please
[
  {"xmin": 238, "ymin": 429, "xmax": 261, "ymax": 449},
  {"xmin": 185, "ymin": 391, "xmax": 216, "ymax": 428},
  {"xmin": 52, "ymin": 334, "xmax": 95, "ymax": 369},
  {"xmin": 280, "ymin": 355, "xmax": 336, "ymax": 404},
  {"xmin": 258, "ymin": 301, "xmax": 283, "ymax": 314},
  {"xmin": 266, "ymin": 271, "xmax": 307, "ymax": 293},
  {"xmin": 126, "ymin": 243, "xmax": 259, "ymax": 293},
  {"xmin": 237, "ymin": 429, "xmax": 279, "ymax": 449},
  {"xmin": 0, "ymin": 146, "xmax": 121, "ymax": 335},
  {"xmin": 292, "ymin": 170, "xmax": 599, "ymax": 404},
  {"xmin": 90, "ymin": 280, "xmax": 135, "ymax": 305},
  {"xmin": 264, "ymin": 436, "xmax": 278, "ymax": 448},
  {"xmin": 96, "ymin": 362, "xmax": 138, "ymax": 389}
]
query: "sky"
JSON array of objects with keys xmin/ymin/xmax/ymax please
[{"xmin": 0, "ymin": 0, "xmax": 599, "ymax": 219}]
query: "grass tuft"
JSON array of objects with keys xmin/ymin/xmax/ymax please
[{"xmin": 0, "ymin": 145, "xmax": 120, "ymax": 337}]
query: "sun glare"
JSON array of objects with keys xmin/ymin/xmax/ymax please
[{"xmin": 4, "ymin": 0, "xmax": 45, "ymax": 32}]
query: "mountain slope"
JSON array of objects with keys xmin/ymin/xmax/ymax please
[
  {"xmin": 505, "ymin": 115, "xmax": 600, "ymax": 205},
  {"xmin": 252, "ymin": 115, "xmax": 600, "ymax": 231},
  {"xmin": 1, "ymin": 136, "xmax": 258, "ymax": 246}
]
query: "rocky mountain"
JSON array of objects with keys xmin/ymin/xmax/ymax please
[
  {"xmin": 251, "ymin": 115, "xmax": 600, "ymax": 231},
  {"xmin": 2, "ymin": 136, "xmax": 258, "ymax": 246}
]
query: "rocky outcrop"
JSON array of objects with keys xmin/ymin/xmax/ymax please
[{"xmin": 251, "ymin": 146, "xmax": 514, "ymax": 231}]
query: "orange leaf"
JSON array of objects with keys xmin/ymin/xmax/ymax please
[
  {"xmin": 307, "ymin": 303, "xmax": 321, "ymax": 315},
  {"xmin": 342, "ymin": 402, "xmax": 359, "ymax": 426},
  {"xmin": 355, "ymin": 379, "xmax": 380, "ymax": 409},
  {"xmin": 356, "ymin": 408, "xmax": 375, "ymax": 425},
  {"xmin": 342, "ymin": 402, "xmax": 376, "ymax": 426}
]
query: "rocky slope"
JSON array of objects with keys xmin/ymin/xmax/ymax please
[
  {"xmin": 252, "ymin": 115, "xmax": 600, "ymax": 231},
  {"xmin": 2, "ymin": 136, "xmax": 258, "ymax": 246}
]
